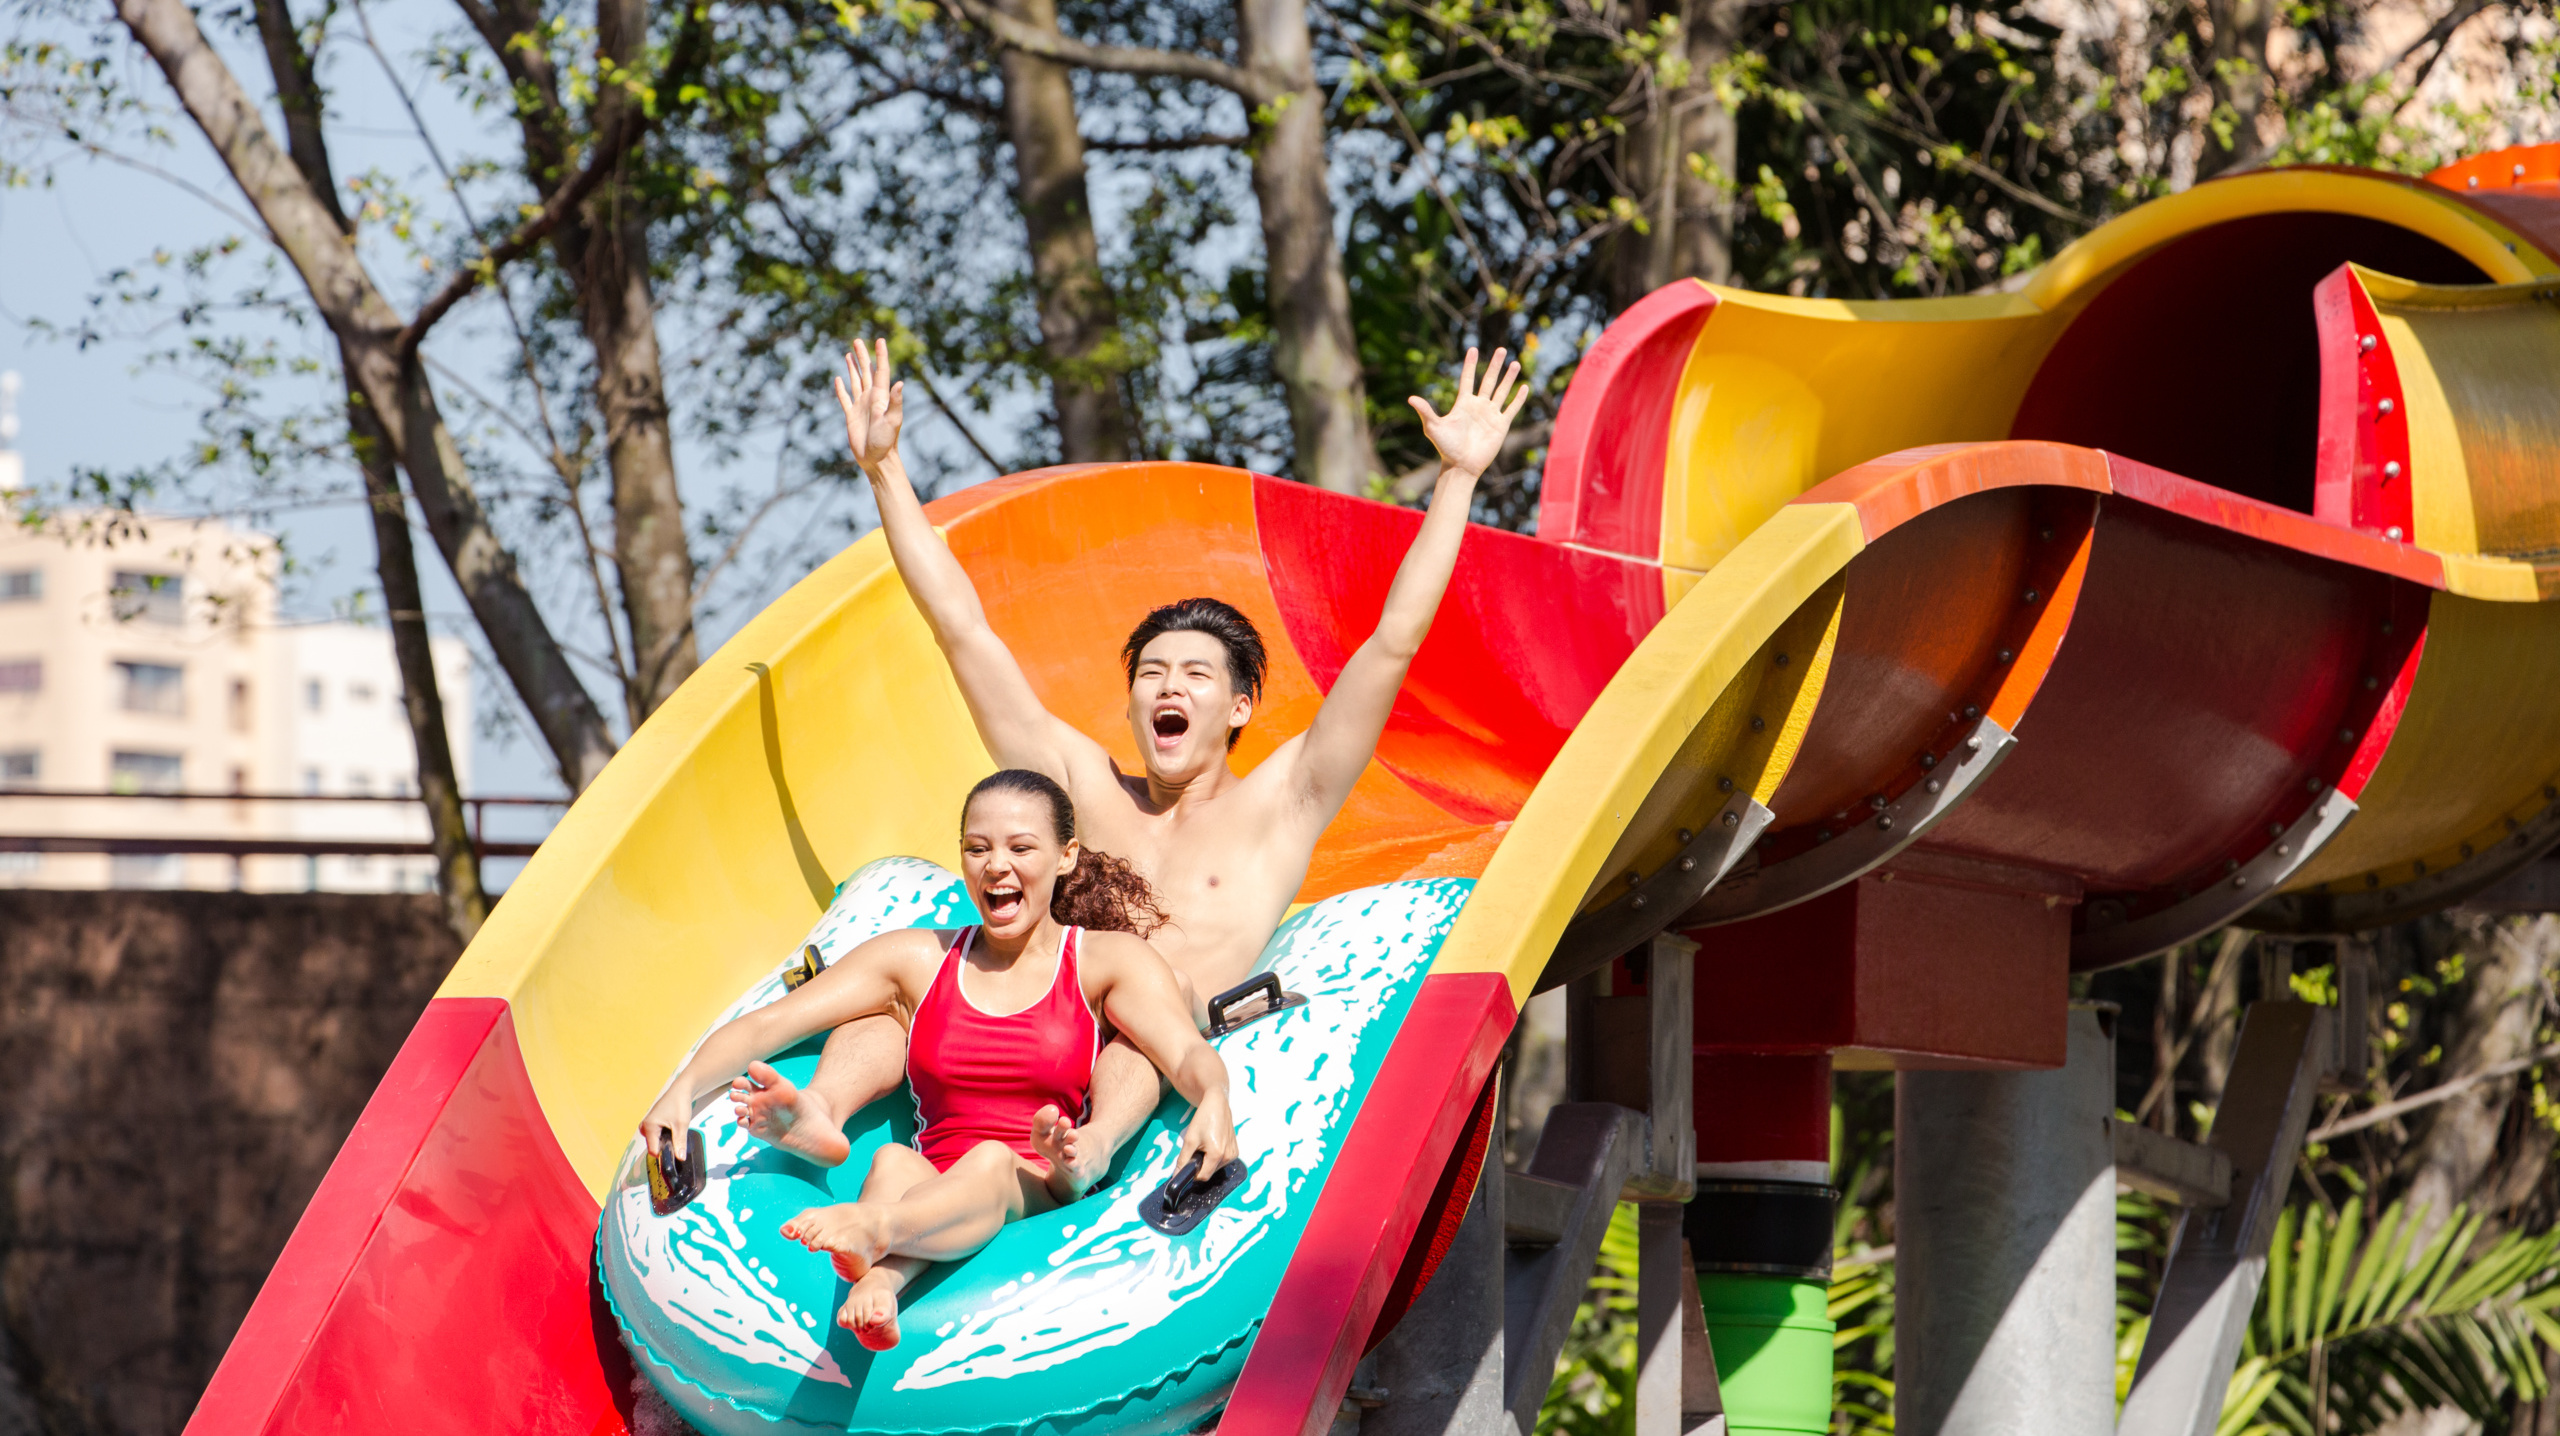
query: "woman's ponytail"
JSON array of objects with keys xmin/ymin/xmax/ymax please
[{"xmin": 962, "ymin": 768, "xmax": 1166, "ymax": 936}]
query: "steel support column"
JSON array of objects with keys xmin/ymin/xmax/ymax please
[
  {"xmin": 1361, "ymin": 1149, "xmax": 1509, "ymax": 1436},
  {"xmin": 1894, "ymin": 1004, "xmax": 2118, "ymax": 1436}
]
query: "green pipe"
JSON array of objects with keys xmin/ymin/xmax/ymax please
[{"xmin": 1695, "ymin": 1271, "xmax": 1834, "ymax": 1435}]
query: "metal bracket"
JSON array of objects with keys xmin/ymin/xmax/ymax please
[
  {"xmin": 2074, "ymin": 785, "xmax": 2356, "ymax": 970},
  {"xmin": 2249, "ymin": 779, "xmax": 2560, "ymax": 932},
  {"xmin": 1685, "ymin": 715, "xmax": 2015, "ymax": 927},
  {"xmin": 2110, "ymin": 1119, "xmax": 2232, "ymax": 1208},
  {"xmin": 1542, "ymin": 795, "xmax": 1771, "ymax": 994}
]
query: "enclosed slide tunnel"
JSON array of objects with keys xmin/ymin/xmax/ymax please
[{"xmin": 189, "ymin": 144, "xmax": 2560, "ymax": 1436}]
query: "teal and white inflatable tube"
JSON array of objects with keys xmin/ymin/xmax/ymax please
[{"xmin": 599, "ymin": 857, "xmax": 1472, "ymax": 1436}]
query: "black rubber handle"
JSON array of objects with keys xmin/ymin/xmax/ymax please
[
  {"xmin": 1165, "ymin": 1155, "xmax": 1203, "ymax": 1206},
  {"xmin": 1208, "ymin": 972, "xmax": 1282, "ymax": 1036}
]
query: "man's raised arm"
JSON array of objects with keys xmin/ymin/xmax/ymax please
[
  {"xmin": 835, "ymin": 341, "xmax": 1092, "ymax": 780},
  {"xmin": 1289, "ymin": 348, "xmax": 1528, "ymax": 816}
]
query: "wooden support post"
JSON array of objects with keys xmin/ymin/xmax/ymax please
[{"xmin": 2118, "ymin": 1001, "xmax": 2333, "ymax": 1436}]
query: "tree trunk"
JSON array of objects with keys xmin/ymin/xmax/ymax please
[
  {"xmin": 114, "ymin": 0, "xmax": 619, "ymax": 793},
  {"xmin": 1238, "ymin": 0, "xmax": 1382, "ymax": 493},
  {"xmin": 457, "ymin": 0, "xmax": 699, "ymax": 725},
  {"xmin": 1608, "ymin": 0, "xmax": 1744, "ymax": 310},
  {"xmin": 995, "ymin": 0, "xmax": 1135, "ymax": 463},
  {"xmin": 351, "ymin": 394, "xmax": 491, "ymax": 939},
  {"xmin": 2400, "ymin": 914, "xmax": 2552, "ymax": 1237},
  {"xmin": 246, "ymin": 0, "xmax": 490, "ymax": 936},
  {"xmin": 2194, "ymin": 0, "xmax": 2276, "ymax": 181}
]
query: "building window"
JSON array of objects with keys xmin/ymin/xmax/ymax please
[
  {"xmin": 228, "ymin": 766, "xmax": 248, "ymax": 795},
  {"xmin": 109, "ymin": 750, "xmax": 184, "ymax": 794},
  {"xmin": 0, "ymin": 751, "xmax": 35, "ymax": 788},
  {"xmin": 346, "ymin": 771, "xmax": 372, "ymax": 797},
  {"xmin": 304, "ymin": 678, "xmax": 324, "ymax": 713},
  {"xmin": 0, "ymin": 659, "xmax": 37, "ymax": 695},
  {"xmin": 110, "ymin": 571, "xmax": 184, "ymax": 626},
  {"xmin": 302, "ymin": 767, "xmax": 322, "ymax": 796},
  {"xmin": 0, "ymin": 569, "xmax": 39, "ymax": 602},
  {"xmin": 229, "ymin": 679, "xmax": 252, "ymax": 733},
  {"xmin": 110, "ymin": 853, "xmax": 183, "ymax": 889},
  {"xmin": 350, "ymin": 681, "xmax": 376, "ymax": 703},
  {"xmin": 115, "ymin": 661, "xmax": 186, "ymax": 716}
]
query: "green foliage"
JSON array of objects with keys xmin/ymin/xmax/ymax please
[{"xmin": 2243, "ymin": 1198, "xmax": 2560, "ymax": 1433}]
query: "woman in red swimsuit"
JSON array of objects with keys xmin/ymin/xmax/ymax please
[{"xmin": 638, "ymin": 769, "xmax": 1238, "ymax": 1349}]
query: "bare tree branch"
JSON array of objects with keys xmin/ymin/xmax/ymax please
[{"xmin": 942, "ymin": 0, "xmax": 1274, "ymax": 104}]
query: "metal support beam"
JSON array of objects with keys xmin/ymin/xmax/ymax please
[
  {"xmin": 2118, "ymin": 1000, "xmax": 2333, "ymax": 1436},
  {"xmin": 1895, "ymin": 1004, "xmax": 2118, "ymax": 1436},
  {"xmin": 1631, "ymin": 935, "xmax": 1696, "ymax": 1201},
  {"xmin": 1504, "ymin": 1104, "xmax": 1645, "ymax": 1433},
  {"xmin": 1363, "ymin": 1149, "xmax": 1508, "ymax": 1436}
]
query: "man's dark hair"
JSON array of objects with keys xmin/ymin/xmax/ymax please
[{"xmin": 1122, "ymin": 598, "xmax": 1267, "ymax": 748}]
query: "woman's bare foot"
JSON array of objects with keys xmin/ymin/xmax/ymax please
[
  {"xmin": 730, "ymin": 1061, "xmax": 852, "ymax": 1167},
  {"xmin": 779, "ymin": 1203, "xmax": 893, "ymax": 1282},
  {"xmin": 1031, "ymin": 1104, "xmax": 1111, "ymax": 1203},
  {"xmin": 838, "ymin": 1266, "xmax": 907, "ymax": 1350}
]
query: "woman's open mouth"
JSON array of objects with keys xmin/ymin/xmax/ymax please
[{"xmin": 982, "ymin": 885, "xmax": 1026, "ymax": 923}]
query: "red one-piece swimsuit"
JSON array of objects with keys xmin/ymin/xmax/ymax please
[{"xmin": 906, "ymin": 925, "xmax": 1100, "ymax": 1172}]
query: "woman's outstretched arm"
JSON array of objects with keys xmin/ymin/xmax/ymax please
[
  {"xmin": 1085, "ymin": 932, "xmax": 1240, "ymax": 1180},
  {"xmin": 637, "ymin": 928, "xmax": 939, "ymax": 1157}
]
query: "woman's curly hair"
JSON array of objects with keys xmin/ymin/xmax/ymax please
[{"xmin": 962, "ymin": 770, "xmax": 1167, "ymax": 937}]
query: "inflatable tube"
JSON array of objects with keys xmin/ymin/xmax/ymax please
[{"xmin": 600, "ymin": 857, "xmax": 1473, "ymax": 1436}]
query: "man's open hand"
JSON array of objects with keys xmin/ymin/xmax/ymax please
[
  {"xmin": 834, "ymin": 338, "xmax": 904, "ymax": 473},
  {"xmin": 1407, "ymin": 346, "xmax": 1528, "ymax": 481}
]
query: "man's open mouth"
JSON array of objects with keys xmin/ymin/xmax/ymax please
[
  {"xmin": 1152, "ymin": 710, "xmax": 1190, "ymax": 744},
  {"xmin": 982, "ymin": 885, "xmax": 1026, "ymax": 922}
]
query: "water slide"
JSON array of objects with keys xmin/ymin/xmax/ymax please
[{"xmin": 187, "ymin": 142, "xmax": 2560, "ymax": 1436}]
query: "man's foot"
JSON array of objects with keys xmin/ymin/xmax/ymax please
[
  {"xmin": 1031, "ymin": 1104, "xmax": 1112, "ymax": 1203},
  {"xmin": 779, "ymin": 1203, "xmax": 892, "ymax": 1282},
  {"xmin": 730, "ymin": 1061, "xmax": 852, "ymax": 1167},
  {"xmin": 837, "ymin": 1267, "xmax": 905, "ymax": 1350}
]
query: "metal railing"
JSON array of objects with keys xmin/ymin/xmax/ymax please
[{"xmin": 0, "ymin": 789, "xmax": 566, "ymax": 861}]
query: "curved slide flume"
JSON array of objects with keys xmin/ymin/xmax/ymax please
[{"xmin": 190, "ymin": 143, "xmax": 2560, "ymax": 1436}]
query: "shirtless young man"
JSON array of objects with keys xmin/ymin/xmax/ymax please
[{"xmin": 735, "ymin": 336, "xmax": 1527, "ymax": 1195}]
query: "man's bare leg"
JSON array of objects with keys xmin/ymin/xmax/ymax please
[{"xmin": 731, "ymin": 1013, "xmax": 907, "ymax": 1167}]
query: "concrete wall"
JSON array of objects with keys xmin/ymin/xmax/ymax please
[{"xmin": 0, "ymin": 891, "xmax": 459, "ymax": 1435}]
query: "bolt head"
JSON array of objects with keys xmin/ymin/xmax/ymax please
[
  {"xmin": 1926, "ymin": 778, "xmax": 1943, "ymax": 794},
  {"xmin": 1679, "ymin": 856, "xmax": 1697, "ymax": 872},
  {"xmin": 2383, "ymin": 461, "xmax": 2402, "ymax": 479},
  {"xmin": 2386, "ymin": 526, "xmax": 2404, "ymax": 541},
  {"xmin": 2360, "ymin": 334, "xmax": 2377, "ymax": 353},
  {"xmin": 1869, "ymin": 794, "xmax": 1888, "ymax": 811},
  {"xmin": 1774, "ymin": 652, "xmax": 1790, "ymax": 667},
  {"xmin": 2378, "ymin": 398, "xmax": 2395, "ymax": 415},
  {"xmin": 2022, "ymin": 589, "xmax": 2039, "ymax": 604},
  {"xmin": 1721, "ymin": 810, "xmax": 1740, "ymax": 828},
  {"xmin": 1750, "ymin": 715, "xmax": 1765, "ymax": 732},
  {"xmin": 1678, "ymin": 829, "xmax": 1694, "ymax": 845},
  {"xmin": 2232, "ymin": 875, "xmax": 2248, "ymax": 889},
  {"xmin": 1996, "ymin": 649, "xmax": 2014, "ymax": 663},
  {"xmin": 1877, "ymin": 815, "xmax": 1893, "ymax": 831},
  {"xmin": 1919, "ymin": 753, "xmax": 1938, "ymax": 770},
  {"xmin": 2277, "ymin": 844, "xmax": 2291, "ymax": 857},
  {"xmin": 1718, "ymin": 776, "xmax": 1735, "ymax": 793},
  {"xmin": 1631, "ymin": 893, "xmax": 1648, "ymax": 909},
  {"xmin": 2339, "ymin": 728, "xmax": 2356, "ymax": 744},
  {"xmin": 1963, "ymin": 706, "xmax": 1982, "ymax": 722}
]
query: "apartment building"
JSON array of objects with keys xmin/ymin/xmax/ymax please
[{"xmin": 0, "ymin": 418, "xmax": 473, "ymax": 890}]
